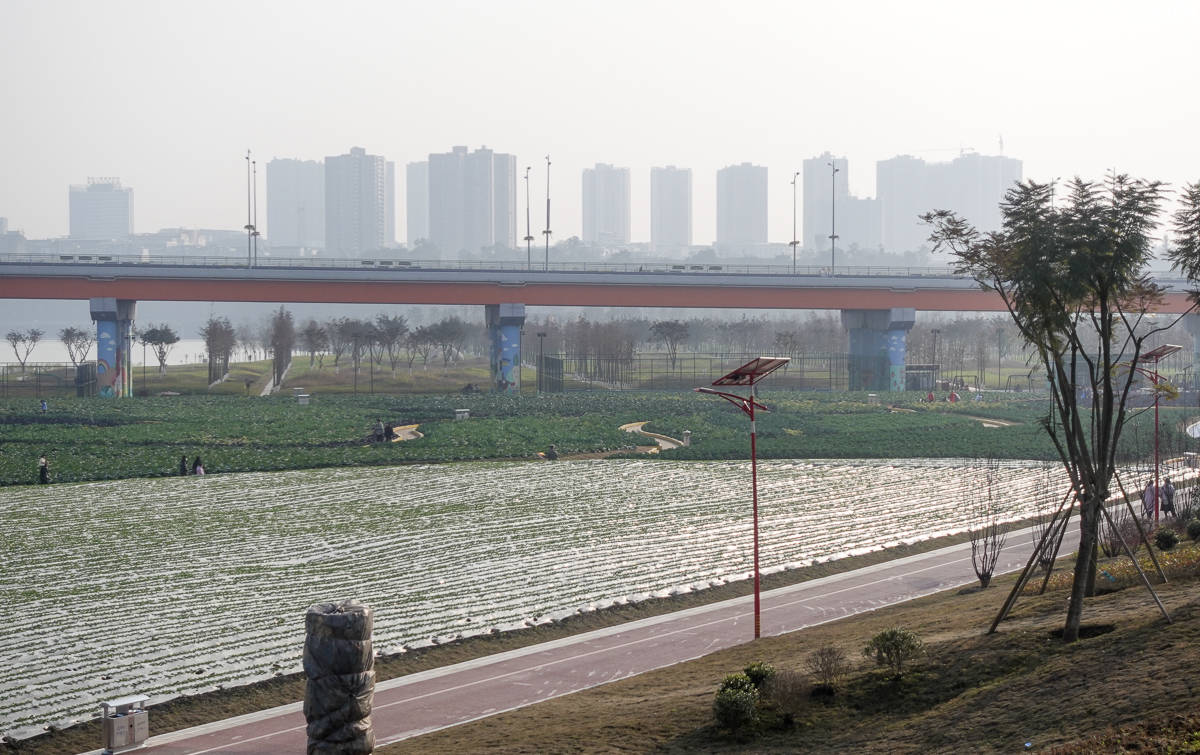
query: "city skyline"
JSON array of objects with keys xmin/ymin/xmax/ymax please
[{"xmin": 2, "ymin": 2, "xmax": 1198, "ymax": 247}]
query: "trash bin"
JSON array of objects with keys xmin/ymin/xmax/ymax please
[{"xmin": 101, "ymin": 695, "xmax": 149, "ymax": 754}]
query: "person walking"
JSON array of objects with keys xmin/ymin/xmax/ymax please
[
  {"xmin": 39, "ymin": 399, "xmax": 48, "ymax": 413},
  {"xmin": 38, "ymin": 454, "xmax": 49, "ymax": 484},
  {"xmin": 191, "ymin": 456, "xmax": 205, "ymax": 475},
  {"xmin": 1162, "ymin": 477, "xmax": 1177, "ymax": 517},
  {"xmin": 1141, "ymin": 480, "xmax": 1157, "ymax": 520},
  {"xmin": 373, "ymin": 418, "xmax": 385, "ymax": 443},
  {"xmin": 179, "ymin": 455, "xmax": 189, "ymax": 476}
]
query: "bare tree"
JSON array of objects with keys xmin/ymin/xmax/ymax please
[
  {"xmin": 58, "ymin": 326, "xmax": 95, "ymax": 367},
  {"xmin": 968, "ymin": 458, "xmax": 1008, "ymax": 588}
]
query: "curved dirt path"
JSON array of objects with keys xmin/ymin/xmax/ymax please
[{"xmin": 619, "ymin": 421, "xmax": 683, "ymax": 451}]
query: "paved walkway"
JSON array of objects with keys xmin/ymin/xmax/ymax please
[{"xmin": 93, "ymin": 523, "xmax": 1075, "ymax": 754}]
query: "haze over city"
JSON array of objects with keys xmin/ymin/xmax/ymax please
[{"xmin": 2, "ymin": 0, "xmax": 1198, "ymax": 246}]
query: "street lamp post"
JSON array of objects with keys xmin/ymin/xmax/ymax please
[
  {"xmin": 828, "ymin": 162, "xmax": 840, "ymax": 274},
  {"xmin": 1131, "ymin": 344, "xmax": 1183, "ymax": 524},
  {"xmin": 524, "ymin": 166, "xmax": 534, "ymax": 270},
  {"xmin": 695, "ymin": 356, "xmax": 790, "ymax": 639},
  {"xmin": 790, "ymin": 171, "xmax": 800, "ymax": 274},
  {"xmin": 543, "ymin": 155, "xmax": 552, "ymax": 271}
]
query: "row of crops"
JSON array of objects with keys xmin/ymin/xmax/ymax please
[
  {"xmin": 0, "ymin": 392, "xmax": 1082, "ymax": 486},
  {"xmin": 0, "ymin": 457, "xmax": 1067, "ymax": 739}
]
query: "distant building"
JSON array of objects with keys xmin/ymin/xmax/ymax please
[
  {"xmin": 582, "ymin": 163, "xmax": 631, "ymax": 245},
  {"xmin": 406, "ymin": 161, "xmax": 429, "ymax": 245},
  {"xmin": 324, "ymin": 147, "xmax": 392, "ymax": 256},
  {"xmin": 802, "ymin": 153, "xmax": 849, "ymax": 252},
  {"xmin": 716, "ymin": 163, "xmax": 768, "ymax": 248},
  {"xmin": 0, "ymin": 217, "xmax": 26, "ymax": 254},
  {"xmin": 877, "ymin": 152, "xmax": 1022, "ymax": 253},
  {"xmin": 266, "ymin": 158, "xmax": 325, "ymax": 250},
  {"xmin": 69, "ymin": 178, "xmax": 133, "ymax": 240},
  {"xmin": 428, "ymin": 145, "xmax": 518, "ymax": 254},
  {"xmin": 650, "ymin": 166, "xmax": 692, "ymax": 252}
]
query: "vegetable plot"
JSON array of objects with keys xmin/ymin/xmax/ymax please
[{"xmin": 0, "ymin": 458, "xmax": 1061, "ymax": 739}]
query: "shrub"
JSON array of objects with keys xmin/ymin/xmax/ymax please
[
  {"xmin": 863, "ymin": 627, "xmax": 924, "ymax": 678},
  {"xmin": 713, "ymin": 686, "xmax": 759, "ymax": 732},
  {"xmin": 1155, "ymin": 528, "xmax": 1179, "ymax": 551},
  {"xmin": 719, "ymin": 672, "xmax": 756, "ymax": 695},
  {"xmin": 761, "ymin": 669, "xmax": 808, "ymax": 724},
  {"xmin": 743, "ymin": 661, "xmax": 776, "ymax": 688},
  {"xmin": 1187, "ymin": 518, "xmax": 1200, "ymax": 542},
  {"xmin": 806, "ymin": 646, "xmax": 851, "ymax": 691}
]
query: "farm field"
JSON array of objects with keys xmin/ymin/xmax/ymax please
[
  {"xmin": 0, "ymin": 457, "xmax": 1067, "ymax": 740},
  {"xmin": 0, "ymin": 391, "xmax": 1109, "ymax": 486}
]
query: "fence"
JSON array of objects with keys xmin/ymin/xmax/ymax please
[
  {"xmin": 535, "ymin": 352, "xmax": 881, "ymax": 392},
  {"xmin": 0, "ymin": 363, "xmax": 89, "ymax": 399}
]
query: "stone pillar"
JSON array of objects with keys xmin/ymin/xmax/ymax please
[
  {"xmin": 485, "ymin": 303, "xmax": 525, "ymax": 393},
  {"xmin": 840, "ymin": 308, "xmax": 916, "ymax": 392},
  {"xmin": 90, "ymin": 297, "xmax": 136, "ymax": 398}
]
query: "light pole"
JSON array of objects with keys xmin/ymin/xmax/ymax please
[
  {"xmin": 1132, "ymin": 345, "xmax": 1183, "ymax": 523},
  {"xmin": 828, "ymin": 162, "xmax": 839, "ymax": 274},
  {"xmin": 536, "ymin": 331, "xmax": 547, "ymax": 393},
  {"xmin": 543, "ymin": 155, "xmax": 552, "ymax": 271},
  {"xmin": 524, "ymin": 166, "xmax": 533, "ymax": 270},
  {"xmin": 695, "ymin": 356, "xmax": 790, "ymax": 639},
  {"xmin": 931, "ymin": 328, "xmax": 941, "ymax": 370},
  {"xmin": 790, "ymin": 171, "xmax": 800, "ymax": 274},
  {"xmin": 244, "ymin": 150, "xmax": 254, "ymax": 267}
]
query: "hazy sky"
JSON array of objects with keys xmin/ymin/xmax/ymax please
[{"xmin": 2, "ymin": 0, "xmax": 1198, "ymax": 246}]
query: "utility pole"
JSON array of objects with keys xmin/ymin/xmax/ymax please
[
  {"xmin": 244, "ymin": 150, "xmax": 254, "ymax": 267},
  {"xmin": 543, "ymin": 155, "xmax": 552, "ymax": 271},
  {"xmin": 828, "ymin": 161, "xmax": 839, "ymax": 274},
  {"xmin": 252, "ymin": 158, "xmax": 259, "ymax": 265},
  {"xmin": 524, "ymin": 166, "xmax": 533, "ymax": 270},
  {"xmin": 790, "ymin": 171, "xmax": 800, "ymax": 273}
]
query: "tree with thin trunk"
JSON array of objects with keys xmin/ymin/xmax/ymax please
[
  {"xmin": 924, "ymin": 175, "xmax": 1200, "ymax": 642},
  {"xmin": 59, "ymin": 326, "xmax": 95, "ymax": 367},
  {"xmin": 326, "ymin": 318, "xmax": 351, "ymax": 372},
  {"xmin": 299, "ymin": 319, "xmax": 329, "ymax": 368},
  {"xmin": 139, "ymin": 324, "xmax": 179, "ymax": 375},
  {"xmin": 968, "ymin": 458, "xmax": 1008, "ymax": 588},
  {"xmin": 374, "ymin": 314, "xmax": 409, "ymax": 373},
  {"xmin": 6, "ymin": 328, "xmax": 43, "ymax": 371},
  {"xmin": 650, "ymin": 320, "xmax": 689, "ymax": 370},
  {"xmin": 199, "ymin": 317, "xmax": 236, "ymax": 384},
  {"xmin": 268, "ymin": 307, "xmax": 295, "ymax": 387}
]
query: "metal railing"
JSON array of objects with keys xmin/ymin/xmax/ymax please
[{"xmin": 0, "ymin": 251, "xmax": 966, "ymax": 279}]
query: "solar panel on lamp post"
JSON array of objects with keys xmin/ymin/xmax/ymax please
[{"xmin": 695, "ymin": 356, "xmax": 790, "ymax": 639}]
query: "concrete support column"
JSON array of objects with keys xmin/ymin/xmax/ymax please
[
  {"xmin": 485, "ymin": 303, "xmax": 525, "ymax": 393},
  {"xmin": 840, "ymin": 307, "xmax": 916, "ymax": 392},
  {"xmin": 90, "ymin": 297, "xmax": 137, "ymax": 398}
]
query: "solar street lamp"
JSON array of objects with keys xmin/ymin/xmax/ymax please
[
  {"xmin": 695, "ymin": 356, "xmax": 790, "ymax": 639},
  {"xmin": 1131, "ymin": 344, "xmax": 1182, "ymax": 523}
]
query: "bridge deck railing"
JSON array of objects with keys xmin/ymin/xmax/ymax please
[{"xmin": 0, "ymin": 252, "xmax": 966, "ymax": 278}]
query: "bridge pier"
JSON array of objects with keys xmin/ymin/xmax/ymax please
[
  {"xmin": 485, "ymin": 303, "xmax": 525, "ymax": 393},
  {"xmin": 90, "ymin": 297, "xmax": 136, "ymax": 398},
  {"xmin": 841, "ymin": 308, "xmax": 916, "ymax": 392}
]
